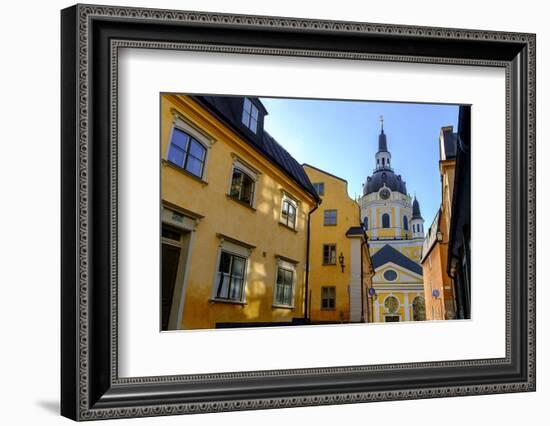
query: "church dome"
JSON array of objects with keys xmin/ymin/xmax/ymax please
[{"xmin": 363, "ymin": 169, "xmax": 407, "ymax": 196}]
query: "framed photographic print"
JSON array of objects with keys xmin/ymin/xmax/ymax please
[{"xmin": 61, "ymin": 3, "xmax": 536, "ymax": 421}]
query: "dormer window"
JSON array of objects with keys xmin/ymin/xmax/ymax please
[{"xmin": 241, "ymin": 98, "xmax": 258, "ymax": 133}]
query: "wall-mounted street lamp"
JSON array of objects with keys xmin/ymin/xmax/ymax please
[
  {"xmin": 368, "ymin": 287, "xmax": 377, "ymax": 299},
  {"xmin": 339, "ymin": 252, "xmax": 345, "ymax": 273}
]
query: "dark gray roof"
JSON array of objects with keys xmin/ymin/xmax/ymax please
[
  {"xmin": 412, "ymin": 197, "xmax": 422, "ymax": 219},
  {"xmin": 363, "ymin": 169, "xmax": 407, "ymax": 196},
  {"xmin": 441, "ymin": 127, "xmax": 457, "ymax": 160},
  {"xmin": 346, "ymin": 226, "xmax": 367, "ymax": 237},
  {"xmin": 192, "ymin": 96, "xmax": 319, "ymax": 201},
  {"xmin": 371, "ymin": 244, "xmax": 423, "ymax": 276},
  {"xmin": 262, "ymin": 131, "xmax": 319, "ymax": 199}
]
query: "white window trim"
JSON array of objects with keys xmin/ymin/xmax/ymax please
[
  {"xmin": 272, "ymin": 257, "xmax": 298, "ymax": 309},
  {"xmin": 279, "ymin": 192, "xmax": 299, "ymax": 230},
  {"xmin": 210, "ymin": 237, "xmax": 253, "ymax": 304},
  {"xmin": 167, "ymin": 111, "xmax": 216, "ymax": 182},
  {"xmin": 227, "ymin": 156, "xmax": 260, "ymax": 209}
]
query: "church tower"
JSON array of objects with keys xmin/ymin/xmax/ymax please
[
  {"xmin": 359, "ymin": 117, "xmax": 426, "ymax": 322},
  {"xmin": 411, "ymin": 196, "xmax": 425, "ymax": 239}
]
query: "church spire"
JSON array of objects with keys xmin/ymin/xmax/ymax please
[
  {"xmin": 378, "ymin": 115, "xmax": 388, "ymax": 152},
  {"xmin": 375, "ymin": 115, "xmax": 391, "ymax": 170}
]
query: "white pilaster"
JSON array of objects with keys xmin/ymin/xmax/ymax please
[{"xmin": 404, "ymin": 292, "xmax": 410, "ymax": 321}]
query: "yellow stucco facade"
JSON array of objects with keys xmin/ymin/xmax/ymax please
[
  {"xmin": 304, "ymin": 165, "xmax": 374, "ymax": 323},
  {"xmin": 421, "ymin": 126, "xmax": 458, "ymax": 320},
  {"xmin": 161, "ymin": 94, "xmax": 317, "ymax": 330}
]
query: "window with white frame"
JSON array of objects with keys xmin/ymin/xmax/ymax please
[
  {"xmin": 212, "ymin": 237, "xmax": 254, "ymax": 303},
  {"xmin": 280, "ymin": 195, "xmax": 297, "ymax": 229},
  {"xmin": 167, "ymin": 127, "xmax": 207, "ymax": 178},
  {"xmin": 241, "ymin": 98, "xmax": 259, "ymax": 133},
  {"xmin": 214, "ymin": 251, "xmax": 247, "ymax": 302},
  {"xmin": 274, "ymin": 259, "xmax": 296, "ymax": 307},
  {"xmin": 229, "ymin": 167, "xmax": 255, "ymax": 206}
]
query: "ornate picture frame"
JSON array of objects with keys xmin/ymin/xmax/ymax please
[{"xmin": 61, "ymin": 4, "xmax": 535, "ymax": 420}]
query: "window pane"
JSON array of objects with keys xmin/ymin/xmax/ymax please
[
  {"xmin": 218, "ymin": 252, "xmax": 231, "ymax": 273},
  {"xmin": 185, "ymin": 156, "xmax": 204, "ymax": 177},
  {"xmin": 162, "ymin": 227, "xmax": 181, "ymax": 241},
  {"xmin": 189, "ymin": 139, "xmax": 206, "ymax": 161},
  {"xmin": 250, "ymin": 117, "xmax": 257, "ymax": 133},
  {"xmin": 281, "ymin": 201, "xmax": 289, "ymax": 216},
  {"xmin": 230, "ymin": 169, "xmax": 243, "ymax": 198},
  {"xmin": 216, "ymin": 272, "xmax": 230, "ymax": 298},
  {"xmin": 229, "ymin": 277, "xmax": 242, "ymax": 300},
  {"xmin": 251, "ymin": 104, "xmax": 258, "ymax": 119},
  {"xmin": 231, "ymin": 256, "xmax": 245, "ymax": 278},
  {"xmin": 243, "ymin": 97, "xmax": 251, "ymax": 113},
  {"xmin": 324, "ymin": 210, "xmax": 337, "ymax": 225},
  {"xmin": 167, "ymin": 146, "xmax": 185, "ymax": 167},
  {"xmin": 240, "ymin": 173, "xmax": 254, "ymax": 204},
  {"xmin": 171, "ymin": 128, "xmax": 189, "ymax": 150},
  {"xmin": 288, "ymin": 205, "xmax": 296, "ymax": 228},
  {"xmin": 284, "ymin": 270, "xmax": 293, "ymax": 287}
]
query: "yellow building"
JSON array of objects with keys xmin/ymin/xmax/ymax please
[
  {"xmin": 161, "ymin": 94, "xmax": 319, "ymax": 330},
  {"xmin": 303, "ymin": 165, "xmax": 375, "ymax": 323},
  {"xmin": 358, "ymin": 118, "xmax": 426, "ymax": 322},
  {"xmin": 421, "ymin": 126, "xmax": 458, "ymax": 320}
]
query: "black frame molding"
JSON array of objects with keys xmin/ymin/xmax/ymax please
[{"xmin": 61, "ymin": 4, "xmax": 536, "ymax": 421}]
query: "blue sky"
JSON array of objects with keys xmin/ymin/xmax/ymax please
[{"xmin": 260, "ymin": 97, "xmax": 459, "ymax": 227}]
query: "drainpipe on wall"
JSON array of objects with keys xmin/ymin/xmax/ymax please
[{"xmin": 304, "ymin": 200, "xmax": 321, "ymax": 322}]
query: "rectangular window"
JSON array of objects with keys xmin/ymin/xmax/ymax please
[
  {"xmin": 274, "ymin": 267, "xmax": 294, "ymax": 306},
  {"xmin": 323, "ymin": 244, "xmax": 337, "ymax": 265},
  {"xmin": 312, "ymin": 182, "xmax": 325, "ymax": 196},
  {"xmin": 229, "ymin": 168, "xmax": 255, "ymax": 206},
  {"xmin": 215, "ymin": 251, "xmax": 247, "ymax": 301},
  {"xmin": 280, "ymin": 198, "xmax": 297, "ymax": 229},
  {"xmin": 321, "ymin": 286, "xmax": 336, "ymax": 310},
  {"xmin": 241, "ymin": 97, "xmax": 259, "ymax": 133},
  {"xmin": 167, "ymin": 127, "xmax": 206, "ymax": 178},
  {"xmin": 324, "ymin": 209, "xmax": 337, "ymax": 226}
]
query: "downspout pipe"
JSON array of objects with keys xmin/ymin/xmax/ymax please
[{"xmin": 304, "ymin": 199, "xmax": 321, "ymax": 322}]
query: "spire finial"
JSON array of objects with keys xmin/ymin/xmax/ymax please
[{"xmin": 380, "ymin": 115, "xmax": 384, "ymax": 132}]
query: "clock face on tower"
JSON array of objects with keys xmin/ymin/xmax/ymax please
[{"xmin": 379, "ymin": 188, "xmax": 390, "ymax": 200}]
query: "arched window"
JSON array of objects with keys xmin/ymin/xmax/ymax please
[
  {"xmin": 382, "ymin": 158, "xmax": 385, "ymax": 166},
  {"xmin": 412, "ymin": 296, "xmax": 426, "ymax": 321},
  {"xmin": 403, "ymin": 216, "xmax": 409, "ymax": 231},
  {"xmin": 363, "ymin": 216, "xmax": 368, "ymax": 230},
  {"xmin": 384, "ymin": 295, "xmax": 400, "ymax": 314},
  {"xmin": 382, "ymin": 213, "xmax": 390, "ymax": 228}
]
